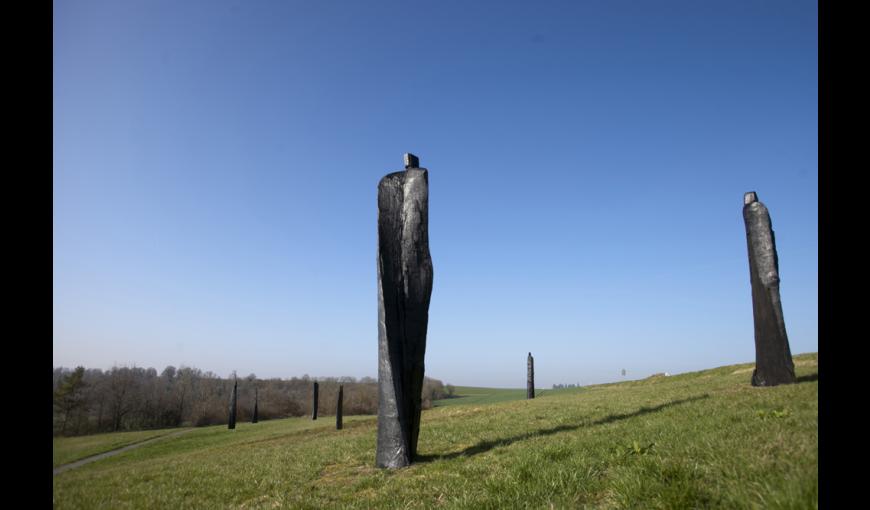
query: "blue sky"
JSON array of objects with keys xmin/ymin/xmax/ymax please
[{"xmin": 54, "ymin": 0, "xmax": 817, "ymax": 388}]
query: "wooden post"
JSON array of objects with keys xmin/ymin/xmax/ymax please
[
  {"xmin": 312, "ymin": 380, "xmax": 319, "ymax": 420},
  {"xmin": 228, "ymin": 378, "xmax": 238, "ymax": 430},
  {"xmin": 336, "ymin": 385, "xmax": 344, "ymax": 430},
  {"xmin": 527, "ymin": 353, "xmax": 535, "ymax": 399}
]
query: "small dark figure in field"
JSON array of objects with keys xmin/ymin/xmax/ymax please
[
  {"xmin": 312, "ymin": 381, "xmax": 319, "ymax": 420},
  {"xmin": 527, "ymin": 353, "xmax": 535, "ymax": 399},
  {"xmin": 336, "ymin": 385, "xmax": 344, "ymax": 430},
  {"xmin": 228, "ymin": 378, "xmax": 238, "ymax": 430}
]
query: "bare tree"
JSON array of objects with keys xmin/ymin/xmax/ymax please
[{"xmin": 107, "ymin": 366, "xmax": 138, "ymax": 431}]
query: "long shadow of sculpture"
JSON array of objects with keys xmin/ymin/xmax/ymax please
[
  {"xmin": 417, "ymin": 394, "xmax": 710, "ymax": 463},
  {"xmin": 795, "ymin": 373, "xmax": 818, "ymax": 384}
]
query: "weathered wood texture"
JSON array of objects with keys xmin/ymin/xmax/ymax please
[
  {"xmin": 376, "ymin": 155, "xmax": 433, "ymax": 469},
  {"xmin": 527, "ymin": 353, "xmax": 535, "ymax": 399},
  {"xmin": 743, "ymin": 192, "xmax": 795, "ymax": 386}
]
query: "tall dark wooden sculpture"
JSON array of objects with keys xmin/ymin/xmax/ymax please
[
  {"xmin": 336, "ymin": 385, "xmax": 344, "ymax": 430},
  {"xmin": 252, "ymin": 386, "xmax": 259, "ymax": 424},
  {"xmin": 228, "ymin": 378, "xmax": 238, "ymax": 430},
  {"xmin": 312, "ymin": 381, "xmax": 319, "ymax": 420},
  {"xmin": 376, "ymin": 153, "xmax": 434, "ymax": 469},
  {"xmin": 743, "ymin": 191, "xmax": 795, "ymax": 386},
  {"xmin": 527, "ymin": 353, "xmax": 535, "ymax": 399}
]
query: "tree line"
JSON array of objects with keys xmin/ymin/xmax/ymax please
[{"xmin": 52, "ymin": 365, "xmax": 450, "ymax": 437}]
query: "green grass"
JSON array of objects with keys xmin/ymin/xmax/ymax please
[
  {"xmin": 54, "ymin": 427, "xmax": 192, "ymax": 468},
  {"xmin": 433, "ymin": 386, "xmax": 544, "ymax": 407},
  {"xmin": 53, "ymin": 353, "xmax": 817, "ymax": 509}
]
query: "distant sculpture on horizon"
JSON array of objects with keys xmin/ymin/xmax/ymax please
[
  {"xmin": 252, "ymin": 386, "xmax": 259, "ymax": 424},
  {"xmin": 312, "ymin": 380, "xmax": 319, "ymax": 420},
  {"xmin": 376, "ymin": 153, "xmax": 433, "ymax": 469},
  {"xmin": 743, "ymin": 191, "xmax": 795, "ymax": 386},
  {"xmin": 527, "ymin": 353, "xmax": 535, "ymax": 399},
  {"xmin": 336, "ymin": 385, "xmax": 344, "ymax": 430},
  {"xmin": 228, "ymin": 378, "xmax": 238, "ymax": 430}
]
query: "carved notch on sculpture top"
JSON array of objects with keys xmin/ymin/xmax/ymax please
[
  {"xmin": 404, "ymin": 153, "xmax": 420, "ymax": 169},
  {"xmin": 744, "ymin": 191, "xmax": 758, "ymax": 205}
]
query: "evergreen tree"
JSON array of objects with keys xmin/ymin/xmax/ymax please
[{"xmin": 54, "ymin": 367, "xmax": 87, "ymax": 435}]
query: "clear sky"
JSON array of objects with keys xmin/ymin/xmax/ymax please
[{"xmin": 54, "ymin": 0, "xmax": 817, "ymax": 388}]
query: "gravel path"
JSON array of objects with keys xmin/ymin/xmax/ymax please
[{"xmin": 53, "ymin": 429, "xmax": 194, "ymax": 476}]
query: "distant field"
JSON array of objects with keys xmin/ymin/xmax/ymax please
[
  {"xmin": 434, "ymin": 382, "xmax": 595, "ymax": 407},
  {"xmin": 53, "ymin": 353, "xmax": 817, "ymax": 509},
  {"xmin": 433, "ymin": 386, "xmax": 542, "ymax": 407}
]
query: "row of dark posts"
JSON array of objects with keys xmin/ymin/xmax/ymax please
[
  {"xmin": 311, "ymin": 380, "xmax": 344, "ymax": 429},
  {"xmin": 228, "ymin": 378, "xmax": 344, "ymax": 430}
]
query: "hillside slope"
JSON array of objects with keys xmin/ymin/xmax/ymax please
[{"xmin": 54, "ymin": 353, "xmax": 817, "ymax": 509}]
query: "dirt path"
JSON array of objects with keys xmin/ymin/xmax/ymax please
[{"xmin": 53, "ymin": 429, "xmax": 194, "ymax": 476}]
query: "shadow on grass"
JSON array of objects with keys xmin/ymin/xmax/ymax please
[
  {"xmin": 796, "ymin": 373, "xmax": 818, "ymax": 383},
  {"xmin": 416, "ymin": 394, "xmax": 710, "ymax": 463}
]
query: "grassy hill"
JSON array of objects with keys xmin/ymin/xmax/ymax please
[{"xmin": 53, "ymin": 353, "xmax": 817, "ymax": 509}]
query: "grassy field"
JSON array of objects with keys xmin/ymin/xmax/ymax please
[
  {"xmin": 53, "ymin": 353, "xmax": 817, "ymax": 509},
  {"xmin": 433, "ymin": 386, "xmax": 543, "ymax": 407},
  {"xmin": 53, "ymin": 427, "xmax": 193, "ymax": 468}
]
